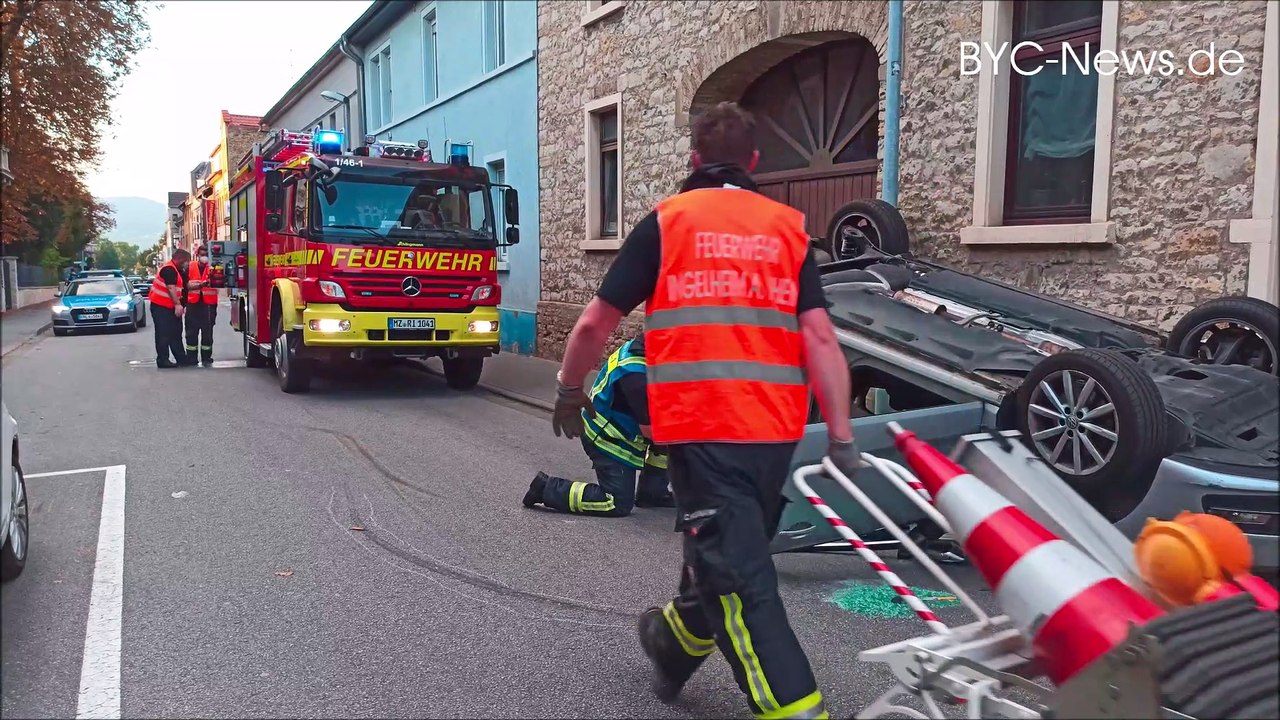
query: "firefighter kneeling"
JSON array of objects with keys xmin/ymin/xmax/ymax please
[
  {"xmin": 185, "ymin": 245, "xmax": 219, "ymax": 366},
  {"xmin": 523, "ymin": 335, "xmax": 673, "ymax": 516}
]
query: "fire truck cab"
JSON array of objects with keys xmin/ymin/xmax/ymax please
[{"xmin": 227, "ymin": 128, "xmax": 519, "ymax": 393}]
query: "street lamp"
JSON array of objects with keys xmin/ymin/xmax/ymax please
[{"xmin": 320, "ymin": 90, "xmax": 352, "ymax": 152}]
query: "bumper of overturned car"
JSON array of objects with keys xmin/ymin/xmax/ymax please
[{"xmin": 1115, "ymin": 457, "xmax": 1279, "ymax": 571}]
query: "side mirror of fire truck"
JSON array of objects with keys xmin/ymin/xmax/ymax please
[
  {"xmin": 504, "ymin": 188, "xmax": 519, "ymax": 226},
  {"xmin": 264, "ymin": 171, "xmax": 284, "ymax": 231},
  {"xmin": 505, "ymin": 227, "xmax": 520, "ymax": 246}
]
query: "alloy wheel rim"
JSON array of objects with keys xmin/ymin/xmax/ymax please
[
  {"xmin": 10, "ymin": 467, "xmax": 26, "ymax": 562},
  {"xmin": 1178, "ymin": 318, "xmax": 1276, "ymax": 375},
  {"xmin": 1027, "ymin": 370, "xmax": 1118, "ymax": 476},
  {"xmin": 835, "ymin": 212, "xmax": 883, "ymax": 259}
]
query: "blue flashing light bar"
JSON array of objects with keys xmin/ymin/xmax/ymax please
[
  {"xmin": 314, "ymin": 130, "xmax": 344, "ymax": 155},
  {"xmin": 447, "ymin": 140, "xmax": 473, "ymax": 167}
]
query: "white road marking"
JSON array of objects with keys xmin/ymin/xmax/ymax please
[
  {"xmin": 26, "ymin": 467, "xmax": 122, "ymax": 479},
  {"xmin": 76, "ymin": 465, "xmax": 127, "ymax": 719}
]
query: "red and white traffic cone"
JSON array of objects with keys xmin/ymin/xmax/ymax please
[{"xmin": 886, "ymin": 423, "xmax": 1165, "ymax": 685}]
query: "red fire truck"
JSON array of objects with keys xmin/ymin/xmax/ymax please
[{"xmin": 222, "ymin": 128, "xmax": 518, "ymax": 393}]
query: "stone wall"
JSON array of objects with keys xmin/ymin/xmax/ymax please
[
  {"xmin": 536, "ymin": 0, "xmax": 889, "ymax": 359},
  {"xmin": 226, "ymin": 125, "xmax": 268, "ymax": 170},
  {"xmin": 537, "ymin": 0, "xmax": 1268, "ymax": 360},
  {"xmin": 897, "ymin": 0, "xmax": 1266, "ymax": 330}
]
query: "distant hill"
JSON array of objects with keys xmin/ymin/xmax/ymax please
[{"xmin": 99, "ymin": 196, "xmax": 167, "ymax": 248}]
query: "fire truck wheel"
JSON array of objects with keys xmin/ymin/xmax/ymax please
[
  {"xmin": 273, "ymin": 314, "xmax": 312, "ymax": 393},
  {"xmin": 443, "ymin": 357, "xmax": 484, "ymax": 390}
]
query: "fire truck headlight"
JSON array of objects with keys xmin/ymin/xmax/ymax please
[
  {"xmin": 309, "ymin": 318, "xmax": 351, "ymax": 333},
  {"xmin": 471, "ymin": 285, "xmax": 494, "ymax": 302},
  {"xmin": 318, "ymin": 280, "xmax": 346, "ymax": 299},
  {"xmin": 468, "ymin": 320, "xmax": 498, "ymax": 334}
]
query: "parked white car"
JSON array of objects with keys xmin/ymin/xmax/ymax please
[{"xmin": 1, "ymin": 401, "xmax": 29, "ymax": 580}]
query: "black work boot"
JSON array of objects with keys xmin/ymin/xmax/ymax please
[
  {"xmin": 637, "ymin": 607, "xmax": 705, "ymax": 703},
  {"xmin": 523, "ymin": 472, "xmax": 548, "ymax": 508}
]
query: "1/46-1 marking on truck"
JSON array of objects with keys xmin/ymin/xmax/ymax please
[{"xmin": 390, "ymin": 318, "xmax": 436, "ymax": 330}]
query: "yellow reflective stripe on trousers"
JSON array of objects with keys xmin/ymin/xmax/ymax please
[
  {"xmin": 568, "ymin": 482, "xmax": 586, "ymax": 513},
  {"xmin": 579, "ymin": 497, "xmax": 616, "ymax": 513},
  {"xmin": 663, "ymin": 602, "xmax": 716, "ymax": 657},
  {"xmin": 582, "ymin": 423, "xmax": 646, "ymax": 467},
  {"xmin": 720, "ymin": 593, "xmax": 780, "ymax": 713},
  {"xmin": 757, "ymin": 690, "xmax": 826, "ymax": 719}
]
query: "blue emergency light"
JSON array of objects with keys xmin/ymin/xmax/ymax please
[
  {"xmin": 447, "ymin": 140, "xmax": 472, "ymax": 167},
  {"xmin": 314, "ymin": 130, "xmax": 344, "ymax": 154}
]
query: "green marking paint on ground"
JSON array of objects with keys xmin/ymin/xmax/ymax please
[{"xmin": 827, "ymin": 580, "xmax": 962, "ymax": 619}]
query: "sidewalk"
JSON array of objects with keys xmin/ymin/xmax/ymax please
[
  {"xmin": 0, "ymin": 300, "xmax": 55, "ymax": 358},
  {"xmin": 421, "ymin": 351, "xmax": 563, "ymax": 411}
]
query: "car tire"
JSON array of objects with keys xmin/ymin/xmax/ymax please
[
  {"xmin": 1, "ymin": 462, "xmax": 29, "ymax": 582},
  {"xmin": 1166, "ymin": 296, "xmax": 1279, "ymax": 376},
  {"xmin": 1016, "ymin": 348, "xmax": 1169, "ymax": 498},
  {"xmin": 825, "ymin": 199, "xmax": 911, "ymax": 260},
  {"xmin": 138, "ymin": 310, "xmax": 147, "ymax": 328},
  {"xmin": 273, "ymin": 314, "xmax": 311, "ymax": 394},
  {"xmin": 243, "ymin": 307, "xmax": 269, "ymax": 369},
  {"xmin": 443, "ymin": 357, "xmax": 484, "ymax": 390}
]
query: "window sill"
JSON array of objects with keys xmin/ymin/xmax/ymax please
[
  {"xmin": 581, "ymin": 1, "xmax": 624, "ymax": 27},
  {"xmin": 960, "ymin": 221, "xmax": 1116, "ymax": 246},
  {"xmin": 580, "ymin": 238, "xmax": 622, "ymax": 251}
]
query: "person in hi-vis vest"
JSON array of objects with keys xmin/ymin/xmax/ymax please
[
  {"xmin": 524, "ymin": 334, "xmax": 672, "ymax": 517},
  {"xmin": 184, "ymin": 245, "xmax": 219, "ymax": 366},
  {"xmin": 550, "ymin": 102, "xmax": 859, "ymax": 720},
  {"xmin": 147, "ymin": 249, "xmax": 192, "ymax": 368}
]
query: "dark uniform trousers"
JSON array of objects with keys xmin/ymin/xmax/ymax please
[
  {"xmin": 184, "ymin": 302, "xmax": 216, "ymax": 362},
  {"xmin": 151, "ymin": 303, "xmax": 187, "ymax": 365},
  {"xmin": 539, "ymin": 436, "xmax": 669, "ymax": 517},
  {"xmin": 650, "ymin": 441, "xmax": 824, "ymax": 719}
]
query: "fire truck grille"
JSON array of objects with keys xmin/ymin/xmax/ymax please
[{"xmin": 332, "ymin": 272, "xmax": 482, "ymax": 300}]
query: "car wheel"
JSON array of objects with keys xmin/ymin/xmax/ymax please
[
  {"xmin": 1016, "ymin": 349, "xmax": 1169, "ymax": 497},
  {"xmin": 273, "ymin": 313, "xmax": 311, "ymax": 393},
  {"xmin": 442, "ymin": 357, "xmax": 484, "ymax": 390},
  {"xmin": 139, "ymin": 311, "xmax": 147, "ymax": 328},
  {"xmin": 824, "ymin": 199, "xmax": 911, "ymax": 260},
  {"xmin": 1, "ymin": 462, "xmax": 29, "ymax": 581},
  {"xmin": 1167, "ymin": 296, "xmax": 1279, "ymax": 376}
]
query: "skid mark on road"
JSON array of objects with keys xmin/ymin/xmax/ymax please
[
  {"xmin": 326, "ymin": 488, "xmax": 633, "ymax": 628},
  {"xmin": 303, "ymin": 425, "xmax": 445, "ymax": 500},
  {"xmin": 26, "ymin": 465, "xmax": 127, "ymax": 720}
]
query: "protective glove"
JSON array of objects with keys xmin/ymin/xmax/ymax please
[
  {"xmin": 826, "ymin": 436, "xmax": 861, "ymax": 481},
  {"xmin": 552, "ymin": 380, "xmax": 594, "ymax": 439}
]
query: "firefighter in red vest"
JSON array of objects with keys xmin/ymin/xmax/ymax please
[
  {"xmin": 148, "ymin": 249, "xmax": 191, "ymax": 368},
  {"xmin": 184, "ymin": 245, "xmax": 219, "ymax": 366},
  {"xmin": 551, "ymin": 102, "xmax": 858, "ymax": 720}
]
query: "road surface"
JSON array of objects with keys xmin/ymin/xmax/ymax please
[{"xmin": 1, "ymin": 309, "xmax": 998, "ymax": 719}]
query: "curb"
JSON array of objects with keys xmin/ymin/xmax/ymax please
[
  {"xmin": 0, "ymin": 320, "xmax": 53, "ymax": 359},
  {"xmin": 410, "ymin": 361, "xmax": 556, "ymax": 413}
]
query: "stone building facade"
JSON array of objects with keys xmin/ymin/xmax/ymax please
[{"xmin": 536, "ymin": 0, "xmax": 1278, "ymax": 359}]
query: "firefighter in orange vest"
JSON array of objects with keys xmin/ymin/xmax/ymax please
[
  {"xmin": 551, "ymin": 102, "xmax": 858, "ymax": 720},
  {"xmin": 148, "ymin": 249, "xmax": 192, "ymax": 368},
  {"xmin": 184, "ymin": 245, "xmax": 219, "ymax": 366}
]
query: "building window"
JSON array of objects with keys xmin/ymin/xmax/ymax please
[
  {"xmin": 487, "ymin": 157, "xmax": 509, "ymax": 264},
  {"xmin": 370, "ymin": 44, "xmax": 392, "ymax": 129},
  {"xmin": 482, "ymin": 0, "xmax": 506, "ymax": 73},
  {"xmin": 582, "ymin": 0, "xmax": 625, "ymax": 26},
  {"xmin": 328, "ymin": 111, "xmax": 338, "ymax": 131},
  {"xmin": 1003, "ymin": 1, "xmax": 1102, "ymax": 225},
  {"xmin": 423, "ymin": 10, "xmax": 439, "ymax": 102},
  {"xmin": 583, "ymin": 94, "xmax": 622, "ymax": 248}
]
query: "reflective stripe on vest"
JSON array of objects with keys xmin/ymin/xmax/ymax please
[
  {"xmin": 644, "ymin": 187, "xmax": 810, "ymax": 444},
  {"xmin": 581, "ymin": 339, "xmax": 650, "ymax": 469},
  {"xmin": 186, "ymin": 263, "xmax": 218, "ymax": 304},
  {"xmin": 148, "ymin": 261, "xmax": 181, "ymax": 308}
]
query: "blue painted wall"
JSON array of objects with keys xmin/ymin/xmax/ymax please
[{"xmin": 361, "ymin": 0, "xmax": 539, "ymax": 355}]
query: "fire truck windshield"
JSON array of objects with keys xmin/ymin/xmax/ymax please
[{"xmin": 312, "ymin": 175, "xmax": 495, "ymax": 248}]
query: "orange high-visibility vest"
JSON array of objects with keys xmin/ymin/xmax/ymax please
[
  {"xmin": 148, "ymin": 261, "xmax": 183, "ymax": 309},
  {"xmin": 644, "ymin": 187, "xmax": 811, "ymax": 444},
  {"xmin": 186, "ymin": 262, "xmax": 219, "ymax": 304}
]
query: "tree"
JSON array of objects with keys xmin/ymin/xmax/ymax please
[
  {"xmin": 96, "ymin": 239, "xmax": 121, "ymax": 270},
  {"xmin": 116, "ymin": 242, "xmax": 139, "ymax": 273},
  {"xmin": 1, "ymin": 1, "xmax": 154, "ymax": 246}
]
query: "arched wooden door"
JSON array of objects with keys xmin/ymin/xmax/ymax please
[{"xmin": 740, "ymin": 38, "xmax": 881, "ymax": 238}]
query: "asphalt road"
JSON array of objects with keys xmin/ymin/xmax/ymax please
[{"xmin": 0, "ymin": 308, "xmax": 1003, "ymax": 719}]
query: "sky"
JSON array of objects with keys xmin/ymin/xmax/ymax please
[{"xmin": 86, "ymin": 0, "xmax": 373, "ymax": 203}]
